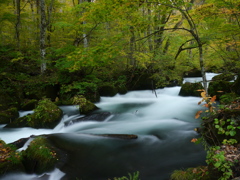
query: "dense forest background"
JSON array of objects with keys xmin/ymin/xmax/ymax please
[{"xmin": 0, "ymin": 0, "xmax": 240, "ymax": 102}]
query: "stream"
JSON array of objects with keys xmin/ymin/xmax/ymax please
[{"xmin": 0, "ymin": 73, "xmax": 218, "ymax": 180}]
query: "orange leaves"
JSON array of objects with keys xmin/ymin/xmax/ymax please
[
  {"xmin": 195, "ymin": 89, "xmax": 217, "ymax": 119},
  {"xmin": 191, "ymin": 138, "xmax": 198, "ymax": 143},
  {"xmin": 210, "ymin": 95, "xmax": 216, "ymax": 102},
  {"xmin": 195, "ymin": 110, "xmax": 203, "ymax": 119}
]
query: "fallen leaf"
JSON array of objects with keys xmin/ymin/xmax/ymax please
[{"xmin": 195, "ymin": 110, "xmax": 203, "ymax": 119}]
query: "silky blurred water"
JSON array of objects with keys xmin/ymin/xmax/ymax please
[{"xmin": 0, "ymin": 75, "xmax": 218, "ymax": 180}]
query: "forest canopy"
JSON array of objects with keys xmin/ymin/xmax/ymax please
[{"xmin": 0, "ymin": 0, "xmax": 239, "ymax": 88}]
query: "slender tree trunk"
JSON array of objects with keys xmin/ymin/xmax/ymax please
[
  {"xmin": 47, "ymin": 0, "xmax": 54, "ymax": 47},
  {"xmin": 129, "ymin": 26, "xmax": 136, "ymax": 66},
  {"xmin": 199, "ymin": 43, "xmax": 208, "ymax": 94},
  {"xmin": 15, "ymin": 0, "xmax": 21, "ymax": 49},
  {"xmin": 40, "ymin": 0, "xmax": 47, "ymax": 73}
]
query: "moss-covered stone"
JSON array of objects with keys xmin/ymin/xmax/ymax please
[
  {"xmin": 98, "ymin": 84, "xmax": 118, "ymax": 97},
  {"xmin": 0, "ymin": 140, "xmax": 24, "ymax": 176},
  {"xmin": 6, "ymin": 98, "xmax": 62, "ymax": 128},
  {"xmin": 78, "ymin": 98, "xmax": 98, "ymax": 115},
  {"xmin": 179, "ymin": 82, "xmax": 203, "ymax": 97},
  {"xmin": 208, "ymin": 80, "xmax": 233, "ymax": 98},
  {"xmin": 0, "ymin": 107, "xmax": 19, "ymax": 124},
  {"xmin": 212, "ymin": 73, "xmax": 235, "ymax": 81},
  {"xmin": 22, "ymin": 136, "xmax": 59, "ymax": 174},
  {"xmin": 65, "ymin": 95, "xmax": 98, "ymax": 114}
]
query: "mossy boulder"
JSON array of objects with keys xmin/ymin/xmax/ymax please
[
  {"xmin": 98, "ymin": 84, "xmax": 118, "ymax": 97},
  {"xmin": 22, "ymin": 136, "xmax": 59, "ymax": 174},
  {"xmin": 208, "ymin": 80, "xmax": 233, "ymax": 98},
  {"xmin": 72, "ymin": 95, "xmax": 98, "ymax": 114},
  {"xmin": 212, "ymin": 73, "xmax": 235, "ymax": 81},
  {"xmin": 6, "ymin": 98, "xmax": 62, "ymax": 128},
  {"xmin": 0, "ymin": 107, "xmax": 19, "ymax": 124},
  {"xmin": 0, "ymin": 140, "xmax": 24, "ymax": 176},
  {"xmin": 179, "ymin": 82, "xmax": 203, "ymax": 97}
]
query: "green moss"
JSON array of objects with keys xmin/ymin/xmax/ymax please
[
  {"xmin": 98, "ymin": 84, "xmax": 118, "ymax": 97},
  {"xmin": 212, "ymin": 73, "xmax": 235, "ymax": 81},
  {"xmin": 219, "ymin": 93, "xmax": 238, "ymax": 105},
  {"xmin": 208, "ymin": 81, "xmax": 233, "ymax": 98},
  {"xmin": 22, "ymin": 136, "xmax": 58, "ymax": 174},
  {"xmin": 6, "ymin": 98, "xmax": 62, "ymax": 128},
  {"xmin": 74, "ymin": 95, "xmax": 98, "ymax": 114},
  {"xmin": 179, "ymin": 82, "xmax": 203, "ymax": 97},
  {"xmin": 0, "ymin": 140, "xmax": 24, "ymax": 176}
]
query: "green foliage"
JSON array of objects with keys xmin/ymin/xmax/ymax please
[
  {"xmin": 206, "ymin": 146, "xmax": 234, "ymax": 180},
  {"xmin": 60, "ymin": 81, "xmax": 97, "ymax": 95},
  {"xmin": 112, "ymin": 171, "xmax": 140, "ymax": 180},
  {"xmin": 214, "ymin": 117, "xmax": 240, "ymax": 139},
  {"xmin": 170, "ymin": 169, "xmax": 196, "ymax": 180},
  {"xmin": 195, "ymin": 91, "xmax": 240, "ymax": 179},
  {"xmin": 170, "ymin": 166, "xmax": 210, "ymax": 180},
  {"xmin": 220, "ymin": 93, "xmax": 238, "ymax": 105}
]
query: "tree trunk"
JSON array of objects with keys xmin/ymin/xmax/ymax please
[
  {"xmin": 40, "ymin": 0, "xmax": 47, "ymax": 73},
  {"xmin": 199, "ymin": 43, "xmax": 208, "ymax": 95},
  {"xmin": 15, "ymin": 0, "xmax": 21, "ymax": 49},
  {"xmin": 47, "ymin": 0, "xmax": 54, "ymax": 47}
]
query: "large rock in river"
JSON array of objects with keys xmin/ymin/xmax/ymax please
[
  {"xmin": 179, "ymin": 82, "xmax": 203, "ymax": 97},
  {"xmin": 5, "ymin": 98, "xmax": 62, "ymax": 129}
]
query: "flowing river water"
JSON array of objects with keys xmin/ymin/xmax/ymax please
[{"xmin": 0, "ymin": 73, "xmax": 219, "ymax": 180}]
